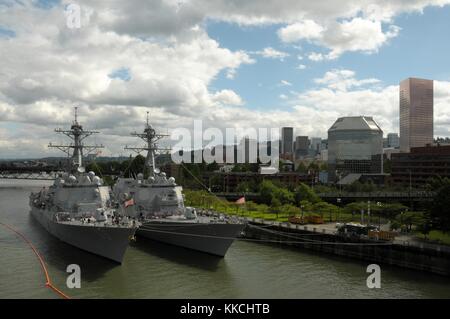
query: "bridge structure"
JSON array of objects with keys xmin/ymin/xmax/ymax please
[{"xmin": 0, "ymin": 170, "xmax": 63, "ymax": 180}]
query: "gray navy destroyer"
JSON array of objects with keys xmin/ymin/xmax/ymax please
[
  {"xmin": 29, "ymin": 108, "xmax": 137, "ymax": 263},
  {"xmin": 113, "ymin": 113, "xmax": 245, "ymax": 257}
]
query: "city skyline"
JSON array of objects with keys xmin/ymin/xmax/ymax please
[{"xmin": 1, "ymin": 1, "xmax": 450, "ymax": 159}]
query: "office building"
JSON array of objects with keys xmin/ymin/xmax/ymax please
[
  {"xmin": 294, "ymin": 136, "xmax": 309, "ymax": 159},
  {"xmin": 328, "ymin": 116, "xmax": 383, "ymax": 182},
  {"xmin": 310, "ymin": 137, "xmax": 322, "ymax": 152},
  {"xmin": 399, "ymin": 78, "xmax": 433, "ymax": 152},
  {"xmin": 387, "ymin": 133, "xmax": 400, "ymax": 148},
  {"xmin": 281, "ymin": 127, "xmax": 294, "ymax": 160},
  {"xmin": 391, "ymin": 144, "xmax": 450, "ymax": 186}
]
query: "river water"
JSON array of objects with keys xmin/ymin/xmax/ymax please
[{"xmin": 1, "ymin": 180, "xmax": 450, "ymax": 299}]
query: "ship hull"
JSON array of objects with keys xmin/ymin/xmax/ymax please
[
  {"xmin": 30, "ymin": 207, "xmax": 136, "ymax": 263},
  {"xmin": 136, "ymin": 221, "xmax": 245, "ymax": 257}
]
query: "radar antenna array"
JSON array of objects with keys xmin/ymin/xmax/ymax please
[
  {"xmin": 48, "ymin": 107, "xmax": 104, "ymax": 173},
  {"xmin": 125, "ymin": 111, "xmax": 171, "ymax": 176}
]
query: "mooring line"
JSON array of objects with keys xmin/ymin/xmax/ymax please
[{"xmin": 0, "ymin": 222, "xmax": 71, "ymax": 299}]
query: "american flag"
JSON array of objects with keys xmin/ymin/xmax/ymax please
[{"xmin": 124, "ymin": 198, "xmax": 135, "ymax": 208}]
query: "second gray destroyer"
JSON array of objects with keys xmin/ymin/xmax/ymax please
[{"xmin": 113, "ymin": 114, "xmax": 245, "ymax": 257}]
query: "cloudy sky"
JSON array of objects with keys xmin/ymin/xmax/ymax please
[{"xmin": 1, "ymin": 0, "xmax": 450, "ymax": 158}]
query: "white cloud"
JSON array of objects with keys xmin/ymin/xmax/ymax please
[
  {"xmin": 277, "ymin": 20, "xmax": 324, "ymax": 42},
  {"xmin": 212, "ymin": 89, "xmax": 244, "ymax": 106},
  {"xmin": 282, "ymin": 17, "xmax": 401, "ymax": 59},
  {"xmin": 279, "ymin": 80, "xmax": 292, "ymax": 86},
  {"xmin": 255, "ymin": 47, "xmax": 290, "ymax": 60},
  {"xmin": 297, "ymin": 64, "xmax": 307, "ymax": 70},
  {"xmin": 321, "ymin": 18, "xmax": 401, "ymax": 58},
  {"xmin": 308, "ymin": 52, "xmax": 326, "ymax": 61},
  {"xmin": 314, "ymin": 69, "xmax": 381, "ymax": 91},
  {"xmin": 197, "ymin": 0, "xmax": 450, "ymax": 58}
]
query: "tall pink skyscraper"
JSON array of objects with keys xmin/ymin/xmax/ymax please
[{"xmin": 399, "ymin": 77, "xmax": 434, "ymax": 152}]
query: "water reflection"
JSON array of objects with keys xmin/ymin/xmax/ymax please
[{"xmin": 131, "ymin": 237, "xmax": 223, "ymax": 272}]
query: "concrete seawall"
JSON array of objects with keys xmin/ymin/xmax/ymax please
[{"xmin": 242, "ymin": 220, "xmax": 450, "ymax": 276}]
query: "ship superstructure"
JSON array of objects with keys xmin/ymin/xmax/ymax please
[
  {"xmin": 29, "ymin": 108, "xmax": 137, "ymax": 263},
  {"xmin": 113, "ymin": 113, "xmax": 245, "ymax": 257}
]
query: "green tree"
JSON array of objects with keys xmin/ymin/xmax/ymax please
[
  {"xmin": 281, "ymin": 204, "xmax": 301, "ymax": 217},
  {"xmin": 259, "ymin": 180, "xmax": 277, "ymax": 205},
  {"xmin": 294, "ymin": 183, "xmax": 321, "ymax": 204},
  {"xmin": 382, "ymin": 203, "xmax": 408, "ymax": 219},
  {"xmin": 259, "ymin": 180, "xmax": 294, "ymax": 206},
  {"xmin": 308, "ymin": 162, "xmax": 320, "ymax": 172},
  {"xmin": 401, "ymin": 211, "xmax": 424, "ymax": 232},
  {"xmin": 390, "ymin": 221, "xmax": 401, "ymax": 231},
  {"xmin": 206, "ymin": 161, "xmax": 219, "ymax": 172},
  {"xmin": 270, "ymin": 198, "xmax": 282, "ymax": 219},
  {"xmin": 429, "ymin": 182, "xmax": 450, "ymax": 233},
  {"xmin": 296, "ymin": 162, "xmax": 308, "ymax": 173},
  {"xmin": 236, "ymin": 181, "xmax": 251, "ymax": 193},
  {"xmin": 416, "ymin": 217, "xmax": 432, "ymax": 240}
]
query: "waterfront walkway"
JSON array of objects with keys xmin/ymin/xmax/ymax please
[{"xmin": 233, "ymin": 215, "xmax": 450, "ymax": 254}]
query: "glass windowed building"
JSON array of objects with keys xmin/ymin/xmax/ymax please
[
  {"xmin": 281, "ymin": 127, "xmax": 294, "ymax": 160},
  {"xmin": 327, "ymin": 116, "xmax": 383, "ymax": 182},
  {"xmin": 294, "ymin": 135, "xmax": 309, "ymax": 159},
  {"xmin": 399, "ymin": 78, "xmax": 433, "ymax": 152}
]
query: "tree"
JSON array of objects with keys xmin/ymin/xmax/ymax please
[
  {"xmin": 259, "ymin": 180, "xmax": 277, "ymax": 205},
  {"xmin": 429, "ymin": 182, "xmax": 450, "ymax": 233},
  {"xmin": 206, "ymin": 161, "xmax": 219, "ymax": 172},
  {"xmin": 390, "ymin": 221, "xmax": 401, "ymax": 231},
  {"xmin": 236, "ymin": 181, "xmax": 251, "ymax": 193},
  {"xmin": 416, "ymin": 219, "xmax": 431, "ymax": 240},
  {"xmin": 209, "ymin": 174, "xmax": 223, "ymax": 192},
  {"xmin": 401, "ymin": 212, "xmax": 424, "ymax": 232},
  {"xmin": 313, "ymin": 202, "xmax": 339, "ymax": 221},
  {"xmin": 308, "ymin": 162, "xmax": 320, "ymax": 172},
  {"xmin": 281, "ymin": 204, "xmax": 301, "ymax": 217},
  {"xmin": 382, "ymin": 203, "xmax": 408, "ymax": 220},
  {"xmin": 270, "ymin": 198, "xmax": 282, "ymax": 219},
  {"xmin": 426, "ymin": 176, "xmax": 450, "ymax": 191},
  {"xmin": 259, "ymin": 180, "xmax": 294, "ymax": 206},
  {"xmin": 294, "ymin": 183, "xmax": 321, "ymax": 204},
  {"xmin": 296, "ymin": 162, "xmax": 308, "ymax": 173},
  {"xmin": 319, "ymin": 162, "xmax": 328, "ymax": 171}
]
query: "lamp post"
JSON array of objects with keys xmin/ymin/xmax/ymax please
[
  {"xmin": 376, "ymin": 201, "xmax": 382, "ymax": 230},
  {"xmin": 408, "ymin": 169, "xmax": 413, "ymax": 209},
  {"xmin": 336, "ymin": 198, "xmax": 341, "ymax": 222}
]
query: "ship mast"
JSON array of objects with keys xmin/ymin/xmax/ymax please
[
  {"xmin": 49, "ymin": 107, "xmax": 104, "ymax": 173},
  {"xmin": 125, "ymin": 111, "xmax": 170, "ymax": 176}
]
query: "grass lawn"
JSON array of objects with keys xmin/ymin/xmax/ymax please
[
  {"xmin": 416, "ymin": 230, "xmax": 450, "ymax": 245},
  {"xmin": 196, "ymin": 204, "xmax": 367, "ymax": 224}
]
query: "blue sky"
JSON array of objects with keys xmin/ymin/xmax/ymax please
[
  {"xmin": 1, "ymin": 1, "xmax": 450, "ymax": 158},
  {"xmin": 208, "ymin": 5, "xmax": 450, "ymax": 111}
]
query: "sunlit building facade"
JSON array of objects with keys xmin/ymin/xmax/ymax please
[{"xmin": 399, "ymin": 78, "xmax": 434, "ymax": 152}]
